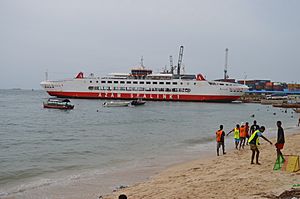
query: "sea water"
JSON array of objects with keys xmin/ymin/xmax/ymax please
[{"xmin": 0, "ymin": 89, "xmax": 299, "ymax": 198}]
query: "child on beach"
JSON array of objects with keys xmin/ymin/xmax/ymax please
[
  {"xmin": 227, "ymin": 124, "xmax": 240, "ymax": 150},
  {"xmin": 216, "ymin": 125, "xmax": 226, "ymax": 156},
  {"xmin": 248, "ymin": 126, "xmax": 272, "ymax": 165},
  {"xmin": 275, "ymin": 121, "xmax": 285, "ymax": 162}
]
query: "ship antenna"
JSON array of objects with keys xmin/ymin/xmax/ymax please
[
  {"xmin": 169, "ymin": 55, "xmax": 174, "ymax": 74},
  {"xmin": 177, "ymin": 46, "xmax": 184, "ymax": 75},
  {"xmin": 224, "ymin": 48, "xmax": 229, "ymax": 79}
]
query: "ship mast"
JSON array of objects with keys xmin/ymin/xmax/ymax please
[
  {"xmin": 224, "ymin": 48, "xmax": 229, "ymax": 80},
  {"xmin": 140, "ymin": 56, "xmax": 144, "ymax": 69},
  {"xmin": 45, "ymin": 70, "xmax": 48, "ymax": 81}
]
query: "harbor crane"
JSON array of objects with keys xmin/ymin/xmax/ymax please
[{"xmin": 177, "ymin": 46, "xmax": 184, "ymax": 75}]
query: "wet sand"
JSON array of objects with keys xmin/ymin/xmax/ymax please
[{"xmin": 104, "ymin": 132, "xmax": 300, "ymax": 199}]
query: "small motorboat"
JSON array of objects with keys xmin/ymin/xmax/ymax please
[
  {"xmin": 131, "ymin": 99, "xmax": 146, "ymax": 106},
  {"xmin": 103, "ymin": 101, "xmax": 131, "ymax": 107},
  {"xmin": 43, "ymin": 98, "xmax": 74, "ymax": 109}
]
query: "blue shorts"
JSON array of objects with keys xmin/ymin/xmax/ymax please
[{"xmin": 235, "ymin": 138, "xmax": 240, "ymax": 142}]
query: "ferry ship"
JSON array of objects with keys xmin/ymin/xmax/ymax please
[{"xmin": 40, "ymin": 47, "xmax": 248, "ymax": 102}]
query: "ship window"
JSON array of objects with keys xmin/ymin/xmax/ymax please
[
  {"xmin": 180, "ymin": 82, "xmax": 183, "ymax": 85},
  {"xmin": 94, "ymin": 86, "xmax": 100, "ymax": 90},
  {"xmin": 140, "ymin": 81, "xmax": 144, "ymax": 84},
  {"xmin": 101, "ymin": 81, "xmax": 106, "ymax": 83},
  {"xmin": 159, "ymin": 82, "xmax": 164, "ymax": 85},
  {"xmin": 133, "ymin": 81, "xmax": 138, "ymax": 84},
  {"xmin": 173, "ymin": 82, "xmax": 178, "ymax": 85},
  {"xmin": 159, "ymin": 88, "xmax": 164, "ymax": 91},
  {"xmin": 96, "ymin": 81, "xmax": 99, "ymax": 83},
  {"xmin": 220, "ymin": 83, "xmax": 224, "ymax": 85},
  {"xmin": 166, "ymin": 82, "xmax": 171, "ymax": 85},
  {"xmin": 90, "ymin": 81, "xmax": 92, "ymax": 83},
  {"xmin": 138, "ymin": 87, "xmax": 144, "ymax": 91},
  {"xmin": 120, "ymin": 81, "xmax": 125, "ymax": 84},
  {"xmin": 145, "ymin": 88, "xmax": 151, "ymax": 91},
  {"xmin": 108, "ymin": 81, "xmax": 112, "ymax": 83},
  {"xmin": 146, "ymin": 82, "xmax": 151, "ymax": 84},
  {"xmin": 185, "ymin": 88, "xmax": 191, "ymax": 92},
  {"xmin": 88, "ymin": 86, "xmax": 94, "ymax": 90},
  {"xmin": 153, "ymin": 82, "xmax": 158, "ymax": 84},
  {"xmin": 127, "ymin": 81, "xmax": 131, "ymax": 84},
  {"xmin": 114, "ymin": 81, "xmax": 118, "ymax": 84},
  {"xmin": 194, "ymin": 83, "xmax": 196, "ymax": 85},
  {"xmin": 165, "ymin": 88, "xmax": 171, "ymax": 92},
  {"xmin": 187, "ymin": 83, "xmax": 189, "ymax": 85},
  {"xmin": 172, "ymin": 88, "xmax": 178, "ymax": 92}
]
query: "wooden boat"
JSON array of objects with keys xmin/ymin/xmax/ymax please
[
  {"xmin": 131, "ymin": 99, "xmax": 146, "ymax": 106},
  {"xmin": 293, "ymin": 108, "xmax": 300, "ymax": 113},
  {"xmin": 103, "ymin": 101, "xmax": 131, "ymax": 107},
  {"xmin": 43, "ymin": 98, "xmax": 74, "ymax": 109},
  {"xmin": 272, "ymin": 103, "xmax": 300, "ymax": 108}
]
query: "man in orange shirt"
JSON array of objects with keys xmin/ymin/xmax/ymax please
[
  {"xmin": 216, "ymin": 125, "xmax": 226, "ymax": 156},
  {"xmin": 239, "ymin": 123, "xmax": 247, "ymax": 149}
]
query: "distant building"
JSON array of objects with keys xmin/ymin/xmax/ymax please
[
  {"xmin": 237, "ymin": 79, "xmax": 271, "ymax": 91},
  {"xmin": 288, "ymin": 83, "xmax": 300, "ymax": 91}
]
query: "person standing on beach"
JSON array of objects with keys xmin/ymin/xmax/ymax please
[
  {"xmin": 239, "ymin": 123, "xmax": 247, "ymax": 149},
  {"xmin": 298, "ymin": 118, "xmax": 300, "ymax": 127},
  {"xmin": 245, "ymin": 122, "xmax": 250, "ymax": 145},
  {"xmin": 250, "ymin": 120, "xmax": 259, "ymax": 136},
  {"xmin": 227, "ymin": 124, "xmax": 240, "ymax": 150},
  {"xmin": 275, "ymin": 121, "xmax": 285, "ymax": 162},
  {"xmin": 248, "ymin": 126, "xmax": 272, "ymax": 165},
  {"xmin": 216, "ymin": 125, "xmax": 226, "ymax": 156}
]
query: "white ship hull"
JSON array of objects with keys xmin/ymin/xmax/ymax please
[{"xmin": 41, "ymin": 75, "xmax": 248, "ymax": 102}]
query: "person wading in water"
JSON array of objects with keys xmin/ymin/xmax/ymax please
[{"xmin": 227, "ymin": 124, "xmax": 240, "ymax": 150}]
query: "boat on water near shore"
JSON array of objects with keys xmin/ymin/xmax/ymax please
[
  {"xmin": 43, "ymin": 98, "xmax": 74, "ymax": 109},
  {"xmin": 40, "ymin": 46, "xmax": 248, "ymax": 102},
  {"xmin": 293, "ymin": 108, "xmax": 300, "ymax": 113},
  {"xmin": 103, "ymin": 101, "xmax": 131, "ymax": 107},
  {"xmin": 131, "ymin": 99, "xmax": 146, "ymax": 106},
  {"xmin": 273, "ymin": 102, "xmax": 300, "ymax": 108}
]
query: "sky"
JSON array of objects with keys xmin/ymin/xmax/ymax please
[{"xmin": 1, "ymin": 0, "xmax": 300, "ymax": 89}]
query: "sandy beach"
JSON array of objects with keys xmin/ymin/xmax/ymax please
[{"xmin": 104, "ymin": 131, "xmax": 300, "ymax": 199}]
